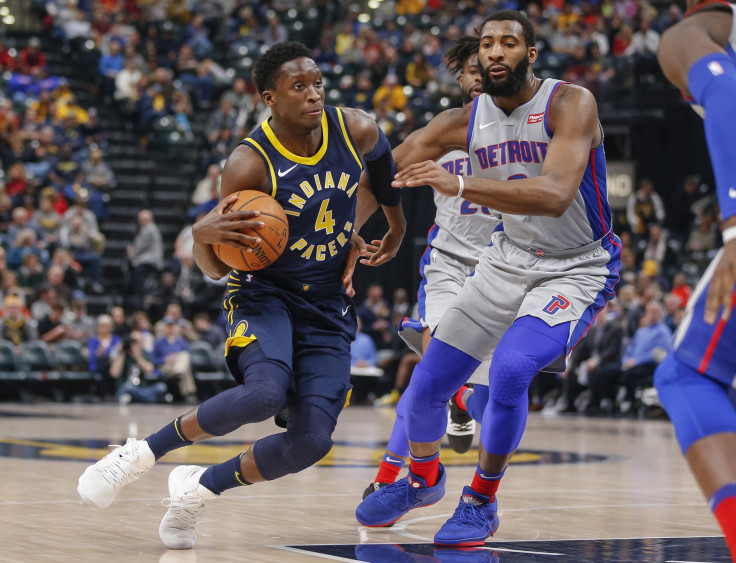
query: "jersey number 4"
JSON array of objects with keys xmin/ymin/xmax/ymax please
[{"xmin": 315, "ymin": 198, "xmax": 335, "ymax": 234}]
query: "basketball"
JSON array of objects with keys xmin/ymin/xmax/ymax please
[{"xmin": 213, "ymin": 190, "xmax": 289, "ymax": 271}]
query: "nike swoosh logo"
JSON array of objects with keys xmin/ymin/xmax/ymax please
[
  {"xmin": 479, "ymin": 473, "xmax": 498, "ymax": 480},
  {"xmin": 278, "ymin": 163, "xmax": 298, "ymax": 177},
  {"xmin": 479, "ymin": 120, "xmax": 499, "ymax": 129},
  {"xmin": 341, "ymin": 306, "xmax": 351, "ymax": 316},
  {"xmin": 730, "ymin": 187, "xmax": 736, "ymax": 199},
  {"xmin": 386, "ymin": 456, "xmax": 403, "ymax": 464}
]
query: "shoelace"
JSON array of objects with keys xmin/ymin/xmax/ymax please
[
  {"xmin": 96, "ymin": 441, "xmax": 141, "ymax": 485},
  {"xmin": 161, "ymin": 493, "xmax": 204, "ymax": 531},
  {"xmin": 451, "ymin": 501, "xmax": 491, "ymax": 529},
  {"xmin": 449, "ymin": 420, "xmax": 473, "ymax": 432},
  {"xmin": 376, "ymin": 479, "xmax": 411, "ymax": 506}
]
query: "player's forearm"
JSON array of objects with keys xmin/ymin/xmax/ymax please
[
  {"xmin": 462, "ymin": 176, "xmax": 573, "ymax": 217},
  {"xmin": 354, "ymin": 176, "xmax": 379, "ymax": 232},
  {"xmin": 193, "ymin": 241, "xmax": 231, "ymax": 280},
  {"xmin": 381, "ymin": 202, "xmax": 407, "ymax": 238}
]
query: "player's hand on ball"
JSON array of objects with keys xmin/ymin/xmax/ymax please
[
  {"xmin": 392, "ymin": 160, "xmax": 459, "ymax": 197},
  {"xmin": 704, "ymin": 239, "xmax": 736, "ymax": 324},
  {"xmin": 193, "ymin": 194, "xmax": 264, "ymax": 250},
  {"xmin": 342, "ymin": 231, "xmax": 370, "ymax": 297}
]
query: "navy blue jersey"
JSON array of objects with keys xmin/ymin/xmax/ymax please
[{"xmin": 239, "ymin": 106, "xmax": 364, "ymax": 287}]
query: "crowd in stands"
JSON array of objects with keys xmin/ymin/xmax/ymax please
[{"xmin": 0, "ymin": 1, "xmax": 723, "ymax": 411}]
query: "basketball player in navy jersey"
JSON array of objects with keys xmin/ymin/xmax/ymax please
[
  {"xmin": 653, "ymin": 2, "xmax": 736, "ymax": 558},
  {"xmin": 356, "ymin": 10, "xmax": 620, "ymax": 546},
  {"xmin": 77, "ymin": 42, "xmax": 405, "ymax": 550}
]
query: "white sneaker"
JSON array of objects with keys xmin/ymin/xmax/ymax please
[
  {"xmin": 159, "ymin": 465, "xmax": 217, "ymax": 550},
  {"xmin": 77, "ymin": 438, "xmax": 155, "ymax": 508}
]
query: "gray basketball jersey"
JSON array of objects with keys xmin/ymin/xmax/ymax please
[
  {"xmin": 467, "ymin": 79, "xmax": 613, "ymax": 253},
  {"xmin": 432, "ymin": 150, "xmax": 501, "ymax": 263}
]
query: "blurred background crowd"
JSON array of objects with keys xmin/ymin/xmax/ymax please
[{"xmin": 0, "ymin": 0, "xmax": 720, "ymax": 417}]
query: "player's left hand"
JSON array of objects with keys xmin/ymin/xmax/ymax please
[
  {"xmin": 342, "ymin": 231, "xmax": 370, "ymax": 297},
  {"xmin": 393, "ymin": 160, "xmax": 461, "ymax": 197},
  {"xmin": 704, "ymin": 240, "xmax": 736, "ymax": 324},
  {"xmin": 361, "ymin": 227, "xmax": 404, "ymax": 267}
]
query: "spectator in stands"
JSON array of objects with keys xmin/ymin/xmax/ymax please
[
  {"xmin": 38, "ymin": 301, "xmax": 67, "ymax": 344},
  {"xmin": 81, "ymin": 147, "xmax": 116, "ymax": 195},
  {"xmin": 566, "ymin": 303, "xmax": 624, "ymax": 414},
  {"xmin": 191, "ymin": 163, "xmax": 220, "ymax": 207},
  {"xmin": 0, "ymin": 39, "xmax": 16, "ymax": 72},
  {"xmin": 626, "ymin": 17, "xmax": 660, "ymax": 57},
  {"xmin": 174, "ymin": 254, "xmax": 207, "ymax": 317},
  {"xmin": 30, "ymin": 283, "xmax": 57, "ymax": 321},
  {"xmin": 31, "ymin": 193, "xmax": 62, "ymax": 250},
  {"xmin": 626, "ymin": 178, "xmax": 665, "ymax": 243},
  {"xmin": 663, "ymin": 293, "xmax": 682, "ymax": 333},
  {"xmin": 130, "ymin": 310, "xmax": 154, "ymax": 353},
  {"xmin": 373, "ymin": 74, "xmax": 408, "ymax": 113},
  {"xmin": 59, "ymin": 214, "xmax": 104, "ymax": 294},
  {"xmin": 127, "ymin": 209, "xmax": 163, "ymax": 303},
  {"xmin": 98, "ymin": 39, "xmax": 124, "ymax": 100},
  {"xmin": 205, "ymin": 97, "xmax": 238, "ymax": 144},
  {"xmin": 114, "ymin": 56, "xmax": 142, "ymax": 102},
  {"xmin": 618, "ymin": 301, "xmax": 671, "ymax": 412},
  {"xmin": 192, "ymin": 311, "xmax": 226, "ymax": 350},
  {"xmin": 152, "ymin": 316, "xmax": 196, "ymax": 403},
  {"xmin": 612, "ymin": 23, "xmax": 634, "ymax": 58},
  {"xmin": 110, "ymin": 306, "xmax": 130, "ymax": 338},
  {"xmin": 262, "ymin": 13, "xmax": 288, "ymax": 47},
  {"xmin": 49, "ymin": 144, "xmax": 83, "ymax": 202},
  {"xmin": 18, "ymin": 37, "xmax": 46, "ymax": 77},
  {"xmin": 49, "ymin": 248, "xmax": 82, "ymax": 292},
  {"xmin": 63, "ymin": 8, "xmax": 92, "ymax": 45},
  {"xmin": 639, "ymin": 223, "xmax": 677, "ymax": 272},
  {"xmin": 358, "ymin": 283, "xmax": 393, "ymax": 350},
  {"xmin": 5, "ymin": 162, "xmax": 29, "ymax": 207},
  {"xmin": 86, "ymin": 314, "xmax": 121, "ymax": 399},
  {"xmin": 153, "ymin": 302, "xmax": 198, "ymax": 342},
  {"xmin": 7, "ymin": 229, "xmax": 49, "ymax": 271},
  {"xmin": 670, "ymin": 272, "xmax": 692, "ymax": 309},
  {"xmin": 0, "ymin": 295, "xmax": 34, "ymax": 348},
  {"xmin": 351, "ymin": 316, "xmax": 378, "ymax": 370},
  {"xmin": 144, "ymin": 270, "xmax": 177, "ymax": 320},
  {"xmin": 63, "ymin": 298, "xmax": 95, "ymax": 344},
  {"xmin": 111, "ymin": 331, "xmax": 169, "ymax": 405},
  {"xmin": 686, "ymin": 214, "xmax": 718, "ymax": 256},
  {"xmin": 18, "ymin": 253, "xmax": 46, "ymax": 293}
]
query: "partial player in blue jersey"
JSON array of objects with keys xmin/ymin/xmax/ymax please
[
  {"xmin": 77, "ymin": 42, "xmax": 406, "ymax": 551},
  {"xmin": 654, "ymin": 2, "xmax": 736, "ymax": 559}
]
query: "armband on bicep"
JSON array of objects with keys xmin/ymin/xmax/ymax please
[{"xmin": 364, "ymin": 128, "xmax": 401, "ymax": 207}]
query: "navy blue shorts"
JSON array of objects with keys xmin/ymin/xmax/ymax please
[{"xmin": 222, "ymin": 272, "xmax": 356, "ymax": 401}]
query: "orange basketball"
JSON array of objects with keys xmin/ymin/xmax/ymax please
[{"xmin": 213, "ymin": 190, "xmax": 289, "ymax": 271}]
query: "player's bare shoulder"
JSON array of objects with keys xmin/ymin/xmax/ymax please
[
  {"xmin": 221, "ymin": 144, "xmax": 270, "ymax": 197},
  {"xmin": 341, "ymin": 107, "xmax": 380, "ymax": 155},
  {"xmin": 548, "ymin": 83, "xmax": 600, "ymax": 144}
]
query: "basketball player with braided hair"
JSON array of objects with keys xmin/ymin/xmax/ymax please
[
  {"xmin": 362, "ymin": 36, "xmax": 500, "ymax": 500},
  {"xmin": 77, "ymin": 41, "xmax": 405, "ymax": 550},
  {"xmin": 654, "ymin": 1, "xmax": 736, "ymax": 559}
]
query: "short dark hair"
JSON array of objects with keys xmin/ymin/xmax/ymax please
[
  {"xmin": 445, "ymin": 35, "xmax": 480, "ymax": 76},
  {"xmin": 480, "ymin": 10, "xmax": 536, "ymax": 48},
  {"xmin": 253, "ymin": 41, "xmax": 314, "ymax": 94}
]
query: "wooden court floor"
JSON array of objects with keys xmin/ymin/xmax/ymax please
[{"xmin": 0, "ymin": 403, "xmax": 728, "ymax": 562}]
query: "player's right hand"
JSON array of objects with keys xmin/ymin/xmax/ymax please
[
  {"xmin": 192, "ymin": 194, "xmax": 265, "ymax": 250},
  {"xmin": 704, "ymin": 240, "xmax": 736, "ymax": 324}
]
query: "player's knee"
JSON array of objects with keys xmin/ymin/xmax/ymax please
[
  {"xmin": 489, "ymin": 349, "xmax": 540, "ymax": 408},
  {"xmin": 282, "ymin": 431, "xmax": 333, "ymax": 474}
]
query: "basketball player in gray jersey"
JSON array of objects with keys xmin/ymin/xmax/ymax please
[
  {"xmin": 355, "ymin": 10, "xmax": 621, "ymax": 546},
  {"xmin": 363, "ymin": 37, "xmax": 500, "ymax": 500}
]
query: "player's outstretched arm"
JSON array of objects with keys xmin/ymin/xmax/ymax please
[
  {"xmin": 394, "ymin": 85, "xmax": 600, "ymax": 217},
  {"xmin": 192, "ymin": 145, "xmax": 269, "ymax": 279}
]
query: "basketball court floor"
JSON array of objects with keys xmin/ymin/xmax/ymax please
[{"xmin": 0, "ymin": 403, "xmax": 729, "ymax": 562}]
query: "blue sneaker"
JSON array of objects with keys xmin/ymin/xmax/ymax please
[
  {"xmin": 433, "ymin": 486, "xmax": 500, "ymax": 546},
  {"xmin": 356, "ymin": 464, "xmax": 446, "ymax": 527}
]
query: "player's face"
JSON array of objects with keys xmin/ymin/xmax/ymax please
[
  {"xmin": 478, "ymin": 20, "xmax": 537, "ymax": 97},
  {"xmin": 459, "ymin": 53, "xmax": 483, "ymax": 105},
  {"xmin": 269, "ymin": 57, "xmax": 325, "ymax": 129}
]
